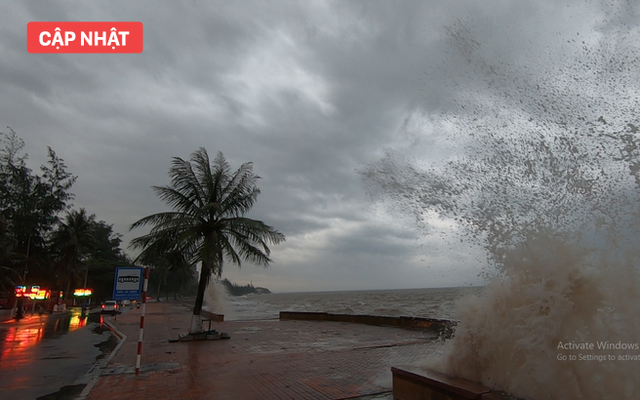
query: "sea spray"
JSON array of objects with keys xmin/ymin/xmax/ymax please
[
  {"xmin": 425, "ymin": 232, "xmax": 640, "ymax": 400},
  {"xmin": 361, "ymin": 6, "xmax": 640, "ymax": 398},
  {"xmin": 203, "ymin": 279, "xmax": 230, "ymax": 316}
]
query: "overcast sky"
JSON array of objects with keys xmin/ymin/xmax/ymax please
[{"xmin": 1, "ymin": 1, "xmax": 636, "ymax": 292}]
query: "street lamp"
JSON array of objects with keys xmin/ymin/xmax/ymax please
[
  {"xmin": 14, "ymin": 232, "xmax": 32, "ymax": 320},
  {"xmin": 81, "ymin": 250, "xmax": 100, "ymax": 306}
]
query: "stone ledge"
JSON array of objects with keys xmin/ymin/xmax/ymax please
[
  {"xmin": 279, "ymin": 311, "xmax": 455, "ymax": 337},
  {"xmin": 391, "ymin": 366, "xmax": 523, "ymax": 400},
  {"xmin": 201, "ymin": 309, "xmax": 224, "ymax": 322}
]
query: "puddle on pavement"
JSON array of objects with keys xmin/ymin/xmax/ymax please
[
  {"xmin": 36, "ymin": 318, "xmax": 118, "ymax": 399},
  {"xmin": 93, "ymin": 331, "xmax": 117, "ymax": 359},
  {"xmin": 35, "ymin": 384, "xmax": 85, "ymax": 400},
  {"xmin": 1, "ymin": 309, "xmax": 120, "ymax": 400},
  {"xmin": 237, "ymin": 326, "xmax": 263, "ymax": 333}
]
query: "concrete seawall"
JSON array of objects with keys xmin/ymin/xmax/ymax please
[
  {"xmin": 392, "ymin": 366, "xmax": 525, "ymax": 400},
  {"xmin": 279, "ymin": 311, "xmax": 456, "ymax": 338}
]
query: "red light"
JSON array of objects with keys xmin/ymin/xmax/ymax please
[
  {"xmin": 15, "ymin": 286, "xmax": 27, "ymax": 297},
  {"xmin": 101, "ymin": 304, "xmax": 105, "ymax": 309}
]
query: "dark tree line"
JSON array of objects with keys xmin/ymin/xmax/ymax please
[
  {"xmin": 0, "ymin": 129, "xmax": 283, "ymax": 329},
  {"xmin": 0, "ymin": 128, "xmax": 135, "ymax": 304}
]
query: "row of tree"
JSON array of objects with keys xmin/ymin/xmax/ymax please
[
  {"xmin": 0, "ymin": 129, "xmax": 136, "ymax": 305},
  {"xmin": 1, "ymin": 128, "xmax": 286, "ymax": 334}
]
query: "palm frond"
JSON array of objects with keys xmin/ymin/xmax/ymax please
[
  {"xmin": 218, "ymin": 164, "xmax": 260, "ymax": 217},
  {"xmin": 152, "ymin": 185, "xmax": 201, "ymax": 216},
  {"xmin": 168, "ymin": 156, "xmax": 205, "ymax": 209},
  {"xmin": 129, "ymin": 211, "xmax": 183, "ymax": 231}
]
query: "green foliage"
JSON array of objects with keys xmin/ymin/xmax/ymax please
[
  {"xmin": 136, "ymin": 240, "xmax": 195, "ymax": 300},
  {"xmin": 0, "ymin": 128, "xmax": 77, "ymax": 290},
  {"xmin": 88, "ymin": 219, "xmax": 129, "ymax": 263},
  {"xmin": 82, "ymin": 224, "xmax": 132, "ymax": 303},
  {"xmin": 50, "ymin": 209, "xmax": 131, "ymax": 299},
  {"xmin": 0, "ymin": 215, "xmax": 19, "ymax": 292},
  {"xmin": 0, "ymin": 128, "xmax": 129, "ymax": 300},
  {"xmin": 0, "ymin": 128, "xmax": 76, "ymax": 254},
  {"xmin": 49, "ymin": 208, "xmax": 97, "ymax": 296}
]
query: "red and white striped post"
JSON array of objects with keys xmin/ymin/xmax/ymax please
[{"xmin": 135, "ymin": 267, "xmax": 150, "ymax": 376}]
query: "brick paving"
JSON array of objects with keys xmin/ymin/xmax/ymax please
[{"xmin": 85, "ymin": 301, "xmax": 441, "ymax": 400}]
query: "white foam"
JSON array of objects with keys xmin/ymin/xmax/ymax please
[
  {"xmin": 203, "ymin": 280, "xmax": 236, "ymax": 319},
  {"xmin": 433, "ymin": 233, "xmax": 640, "ymax": 399}
]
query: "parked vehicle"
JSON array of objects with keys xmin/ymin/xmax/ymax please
[{"xmin": 101, "ymin": 300, "xmax": 118, "ymax": 314}]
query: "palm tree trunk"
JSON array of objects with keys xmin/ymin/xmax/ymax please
[{"xmin": 190, "ymin": 263, "xmax": 210, "ymax": 333}]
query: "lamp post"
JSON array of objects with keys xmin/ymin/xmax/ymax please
[
  {"xmin": 83, "ymin": 264, "xmax": 89, "ymax": 290},
  {"xmin": 81, "ymin": 250, "xmax": 99, "ymax": 307},
  {"xmin": 14, "ymin": 234, "xmax": 31, "ymax": 320}
]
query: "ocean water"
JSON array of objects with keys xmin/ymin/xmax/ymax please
[{"xmin": 205, "ymin": 285, "xmax": 482, "ymax": 321}]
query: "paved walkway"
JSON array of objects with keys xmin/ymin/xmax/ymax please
[{"xmin": 85, "ymin": 301, "xmax": 440, "ymax": 400}]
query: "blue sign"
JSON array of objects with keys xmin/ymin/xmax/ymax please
[{"xmin": 112, "ymin": 267, "xmax": 143, "ymax": 300}]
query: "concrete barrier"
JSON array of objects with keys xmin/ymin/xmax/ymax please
[
  {"xmin": 392, "ymin": 366, "xmax": 523, "ymax": 400},
  {"xmin": 201, "ymin": 309, "xmax": 224, "ymax": 322},
  {"xmin": 279, "ymin": 311, "xmax": 456, "ymax": 337}
]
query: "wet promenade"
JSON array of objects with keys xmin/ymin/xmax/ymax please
[
  {"xmin": 84, "ymin": 301, "xmax": 440, "ymax": 400},
  {"xmin": 0, "ymin": 308, "xmax": 113, "ymax": 400}
]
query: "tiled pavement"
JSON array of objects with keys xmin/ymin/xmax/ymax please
[{"xmin": 85, "ymin": 301, "xmax": 441, "ymax": 400}]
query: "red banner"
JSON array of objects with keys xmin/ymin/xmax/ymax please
[{"xmin": 27, "ymin": 22, "xmax": 143, "ymax": 53}]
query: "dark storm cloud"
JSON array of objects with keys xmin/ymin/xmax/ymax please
[{"xmin": 1, "ymin": 0, "xmax": 629, "ymax": 291}]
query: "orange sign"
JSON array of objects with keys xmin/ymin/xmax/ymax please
[
  {"xmin": 73, "ymin": 288, "xmax": 93, "ymax": 297},
  {"xmin": 15, "ymin": 286, "xmax": 50, "ymax": 299}
]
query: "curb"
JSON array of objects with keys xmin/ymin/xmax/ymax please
[{"xmin": 75, "ymin": 319, "xmax": 128, "ymax": 400}]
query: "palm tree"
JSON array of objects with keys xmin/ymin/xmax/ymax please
[
  {"xmin": 167, "ymin": 252, "xmax": 195, "ymax": 300},
  {"xmin": 136, "ymin": 238, "xmax": 191, "ymax": 301},
  {"xmin": 130, "ymin": 149, "xmax": 285, "ymax": 333},
  {"xmin": 50, "ymin": 208, "xmax": 96, "ymax": 301}
]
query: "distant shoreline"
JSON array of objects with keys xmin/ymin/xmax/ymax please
[
  {"xmin": 268, "ymin": 285, "xmax": 486, "ymax": 295},
  {"xmin": 220, "ymin": 279, "xmax": 271, "ymax": 296}
]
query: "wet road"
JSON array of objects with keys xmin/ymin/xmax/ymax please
[{"xmin": 0, "ymin": 308, "xmax": 117, "ymax": 400}]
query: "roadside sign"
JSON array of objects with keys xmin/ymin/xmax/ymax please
[
  {"xmin": 74, "ymin": 288, "xmax": 93, "ymax": 297},
  {"xmin": 113, "ymin": 267, "xmax": 144, "ymax": 300}
]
